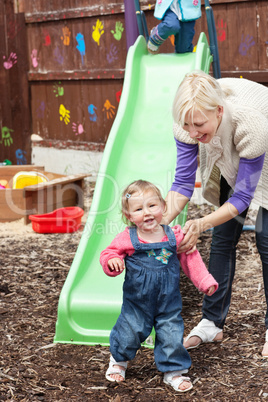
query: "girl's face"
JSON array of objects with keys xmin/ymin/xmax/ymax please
[
  {"xmin": 127, "ymin": 190, "xmax": 164, "ymax": 233},
  {"xmin": 183, "ymin": 106, "xmax": 223, "ymax": 144}
]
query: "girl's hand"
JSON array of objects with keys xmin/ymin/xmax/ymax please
[
  {"xmin": 206, "ymin": 285, "xmax": 216, "ymax": 296},
  {"xmin": 108, "ymin": 258, "xmax": 125, "ymax": 272},
  {"xmin": 177, "ymin": 219, "xmax": 203, "ymax": 254}
]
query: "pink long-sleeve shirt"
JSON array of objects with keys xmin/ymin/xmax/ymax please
[{"xmin": 100, "ymin": 225, "xmax": 218, "ymax": 296}]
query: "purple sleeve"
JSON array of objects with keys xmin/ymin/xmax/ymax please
[
  {"xmin": 227, "ymin": 154, "xmax": 265, "ymax": 213},
  {"xmin": 169, "ymin": 138, "xmax": 198, "ymax": 199}
]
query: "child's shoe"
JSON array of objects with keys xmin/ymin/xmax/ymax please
[
  {"xmin": 164, "ymin": 371, "xmax": 193, "ymax": 392},
  {"xmin": 105, "ymin": 355, "xmax": 128, "ymax": 382},
  {"xmin": 147, "ymin": 26, "xmax": 164, "ymax": 54},
  {"xmin": 147, "ymin": 39, "xmax": 160, "ymax": 54}
]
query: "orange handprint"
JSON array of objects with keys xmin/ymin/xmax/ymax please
[
  {"xmin": 61, "ymin": 26, "xmax": 71, "ymax": 46},
  {"xmin": 102, "ymin": 100, "xmax": 115, "ymax": 119}
]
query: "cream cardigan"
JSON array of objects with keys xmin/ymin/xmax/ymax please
[{"xmin": 173, "ymin": 77, "xmax": 268, "ymax": 208}]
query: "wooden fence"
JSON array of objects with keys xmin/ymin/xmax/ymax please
[{"xmin": 0, "ymin": 0, "xmax": 267, "ymax": 165}]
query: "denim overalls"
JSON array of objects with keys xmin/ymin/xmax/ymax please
[{"xmin": 110, "ymin": 225, "xmax": 191, "ymax": 373}]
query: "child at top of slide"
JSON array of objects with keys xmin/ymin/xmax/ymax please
[{"xmin": 147, "ymin": 0, "xmax": 201, "ymax": 54}]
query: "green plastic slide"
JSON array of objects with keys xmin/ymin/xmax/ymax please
[{"xmin": 54, "ymin": 34, "xmax": 212, "ymax": 346}]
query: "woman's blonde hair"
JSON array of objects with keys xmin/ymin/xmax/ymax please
[
  {"xmin": 172, "ymin": 70, "xmax": 231, "ymax": 125},
  {"xmin": 121, "ymin": 180, "xmax": 166, "ymax": 226}
]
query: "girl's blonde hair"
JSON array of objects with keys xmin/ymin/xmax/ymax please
[
  {"xmin": 121, "ymin": 180, "xmax": 166, "ymax": 226},
  {"xmin": 172, "ymin": 70, "xmax": 232, "ymax": 125}
]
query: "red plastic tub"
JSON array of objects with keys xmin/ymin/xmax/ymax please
[{"xmin": 29, "ymin": 207, "xmax": 84, "ymax": 233}]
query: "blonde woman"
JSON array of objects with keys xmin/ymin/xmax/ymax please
[{"xmin": 164, "ymin": 70, "xmax": 268, "ymax": 357}]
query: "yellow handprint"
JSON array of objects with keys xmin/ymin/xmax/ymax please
[
  {"xmin": 92, "ymin": 19, "xmax": 104, "ymax": 46},
  {"xmin": 59, "ymin": 104, "xmax": 70, "ymax": 125},
  {"xmin": 102, "ymin": 100, "xmax": 116, "ymax": 119}
]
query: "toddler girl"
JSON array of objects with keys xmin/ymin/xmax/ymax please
[{"xmin": 100, "ymin": 180, "xmax": 218, "ymax": 392}]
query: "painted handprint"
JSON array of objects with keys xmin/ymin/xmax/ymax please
[
  {"xmin": 31, "ymin": 49, "xmax": 38, "ymax": 68},
  {"xmin": 53, "ymin": 82, "xmax": 64, "ymax": 97},
  {"xmin": 217, "ymin": 19, "xmax": 227, "ymax": 42},
  {"xmin": 107, "ymin": 44, "xmax": 118, "ymax": 64},
  {"xmin": 169, "ymin": 35, "xmax": 175, "ymax": 47},
  {"xmin": 36, "ymin": 101, "xmax": 45, "ymax": 119},
  {"xmin": 72, "ymin": 122, "xmax": 85, "ymax": 136},
  {"xmin": 1, "ymin": 127, "xmax": 14, "ymax": 146},
  {"xmin": 239, "ymin": 34, "xmax": 255, "ymax": 56},
  {"xmin": 61, "ymin": 26, "xmax": 71, "ymax": 46},
  {"xmin": 59, "ymin": 104, "xmax": 70, "ymax": 125},
  {"xmin": 16, "ymin": 149, "xmax": 27, "ymax": 165},
  {"xmin": 111, "ymin": 21, "xmax": 124, "ymax": 41},
  {"xmin": 116, "ymin": 89, "xmax": 122, "ymax": 103},
  {"xmin": 88, "ymin": 104, "xmax": 97, "ymax": 122},
  {"xmin": 54, "ymin": 46, "xmax": 64, "ymax": 64},
  {"xmin": 92, "ymin": 19, "xmax": 104, "ymax": 46},
  {"xmin": 76, "ymin": 33, "xmax": 86, "ymax": 64},
  {"xmin": 102, "ymin": 100, "xmax": 116, "ymax": 119},
  {"xmin": 3, "ymin": 52, "xmax": 17, "ymax": 70},
  {"xmin": 43, "ymin": 29, "xmax": 51, "ymax": 46}
]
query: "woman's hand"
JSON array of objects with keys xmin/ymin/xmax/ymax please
[{"xmin": 177, "ymin": 219, "xmax": 203, "ymax": 254}]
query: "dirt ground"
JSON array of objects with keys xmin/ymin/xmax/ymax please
[{"xmin": 1, "ymin": 182, "xmax": 268, "ymax": 401}]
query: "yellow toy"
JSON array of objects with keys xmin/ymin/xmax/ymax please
[{"xmin": 12, "ymin": 171, "xmax": 49, "ymax": 189}]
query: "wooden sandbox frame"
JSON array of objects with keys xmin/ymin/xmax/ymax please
[{"xmin": 0, "ymin": 165, "xmax": 89, "ymax": 224}]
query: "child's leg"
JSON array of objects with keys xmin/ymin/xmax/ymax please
[
  {"xmin": 154, "ymin": 311, "xmax": 193, "ymax": 392},
  {"xmin": 174, "ymin": 20, "xmax": 196, "ymax": 53},
  {"xmin": 109, "ymin": 301, "xmax": 154, "ymax": 363},
  {"xmin": 154, "ymin": 310, "xmax": 191, "ymax": 373},
  {"xmin": 148, "ymin": 9, "xmax": 180, "ymax": 53}
]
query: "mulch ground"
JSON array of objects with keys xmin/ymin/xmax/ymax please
[{"xmin": 1, "ymin": 183, "xmax": 268, "ymax": 401}]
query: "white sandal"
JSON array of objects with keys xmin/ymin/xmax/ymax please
[
  {"xmin": 105, "ymin": 355, "xmax": 128, "ymax": 382},
  {"xmin": 163, "ymin": 371, "xmax": 193, "ymax": 393},
  {"xmin": 184, "ymin": 318, "xmax": 223, "ymax": 350}
]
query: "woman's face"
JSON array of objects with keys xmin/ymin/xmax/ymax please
[{"xmin": 183, "ymin": 106, "xmax": 223, "ymax": 144}]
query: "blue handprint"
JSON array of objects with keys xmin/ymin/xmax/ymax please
[
  {"xmin": 88, "ymin": 104, "xmax": 97, "ymax": 122},
  {"xmin": 239, "ymin": 34, "xmax": 255, "ymax": 56},
  {"xmin": 16, "ymin": 149, "xmax": 27, "ymax": 165},
  {"xmin": 76, "ymin": 33, "xmax": 86, "ymax": 65}
]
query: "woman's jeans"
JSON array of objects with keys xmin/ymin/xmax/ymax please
[
  {"xmin": 150, "ymin": 8, "xmax": 196, "ymax": 53},
  {"xmin": 202, "ymin": 177, "xmax": 268, "ymax": 330}
]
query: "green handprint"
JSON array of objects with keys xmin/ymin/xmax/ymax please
[
  {"xmin": 92, "ymin": 19, "xmax": 104, "ymax": 46},
  {"xmin": 1, "ymin": 126, "xmax": 14, "ymax": 146},
  {"xmin": 53, "ymin": 81, "xmax": 64, "ymax": 97},
  {"xmin": 111, "ymin": 21, "xmax": 124, "ymax": 41}
]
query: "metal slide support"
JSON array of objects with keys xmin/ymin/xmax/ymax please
[
  {"xmin": 204, "ymin": 0, "xmax": 221, "ymax": 78},
  {"xmin": 133, "ymin": 0, "xmax": 149, "ymax": 41}
]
